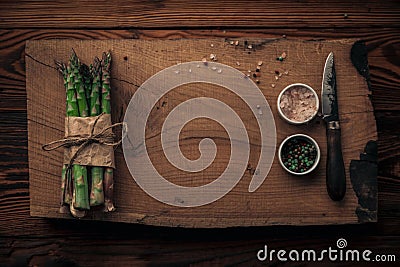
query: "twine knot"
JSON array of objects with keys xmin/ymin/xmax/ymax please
[{"xmin": 42, "ymin": 113, "xmax": 124, "ymax": 172}]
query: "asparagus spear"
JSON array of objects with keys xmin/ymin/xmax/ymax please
[
  {"xmin": 101, "ymin": 51, "xmax": 116, "ymax": 212},
  {"xmin": 72, "ymin": 51, "xmax": 89, "ymax": 118},
  {"xmin": 89, "ymin": 58, "xmax": 105, "ymax": 206},
  {"xmin": 70, "ymin": 51, "xmax": 90, "ymax": 213},
  {"xmin": 55, "ymin": 61, "xmax": 77, "ymax": 211},
  {"xmin": 80, "ymin": 62, "xmax": 92, "ymax": 102}
]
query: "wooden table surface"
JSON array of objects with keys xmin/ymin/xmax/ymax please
[{"xmin": 1, "ymin": 1, "xmax": 399, "ymax": 266}]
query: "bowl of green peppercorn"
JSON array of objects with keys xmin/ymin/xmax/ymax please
[{"xmin": 278, "ymin": 134, "xmax": 320, "ymax": 175}]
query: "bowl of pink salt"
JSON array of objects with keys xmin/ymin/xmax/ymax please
[{"xmin": 277, "ymin": 83, "xmax": 319, "ymax": 125}]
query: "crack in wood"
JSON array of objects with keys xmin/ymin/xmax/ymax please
[
  {"xmin": 110, "ymin": 77, "xmax": 140, "ymax": 88},
  {"xmin": 25, "ymin": 53, "xmax": 57, "ymax": 71}
]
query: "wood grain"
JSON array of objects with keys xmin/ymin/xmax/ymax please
[
  {"xmin": 1, "ymin": 235, "xmax": 399, "ymax": 266},
  {"xmin": 1, "ymin": 0, "xmax": 400, "ymax": 29},
  {"xmin": 25, "ymin": 38, "xmax": 376, "ymax": 227},
  {"xmin": 1, "ymin": 27, "xmax": 399, "ymax": 265}
]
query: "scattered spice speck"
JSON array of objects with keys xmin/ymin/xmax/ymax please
[
  {"xmin": 275, "ymin": 70, "xmax": 280, "ymax": 75},
  {"xmin": 217, "ymin": 69, "xmax": 222, "ymax": 73},
  {"xmin": 235, "ymin": 40, "xmax": 239, "ymax": 46},
  {"xmin": 174, "ymin": 70, "xmax": 180, "ymax": 74},
  {"xmin": 284, "ymin": 70, "xmax": 289, "ymax": 75},
  {"xmin": 210, "ymin": 44, "xmax": 214, "ymax": 47},
  {"xmin": 258, "ymin": 61, "xmax": 263, "ymax": 66},
  {"xmin": 271, "ymin": 83, "xmax": 276, "ymax": 88},
  {"xmin": 236, "ymin": 61, "xmax": 240, "ymax": 66},
  {"xmin": 275, "ymin": 76, "xmax": 279, "ymax": 80},
  {"xmin": 209, "ymin": 54, "xmax": 217, "ymax": 61},
  {"xmin": 276, "ymin": 52, "xmax": 287, "ymax": 62},
  {"xmin": 189, "ymin": 69, "xmax": 192, "ymax": 73},
  {"xmin": 256, "ymin": 79, "xmax": 260, "ymax": 84},
  {"xmin": 230, "ymin": 41, "xmax": 234, "ymax": 45},
  {"xmin": 247, "ymin": 44, "xmax": 253, "ymax": 49}
]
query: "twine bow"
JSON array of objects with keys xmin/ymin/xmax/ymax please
[{"xmin": 42, "ymin": 113, "xmax": 124, "ymax": 172}]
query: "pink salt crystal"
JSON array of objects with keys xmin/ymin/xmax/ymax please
[{"xmin": 279, "ymin": 85, "xmax": 317, "ymax": 122}]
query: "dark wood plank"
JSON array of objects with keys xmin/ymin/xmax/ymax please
[
  {"xmin": 1, "ymin": 235, "xmax": 399, "ymax": 266},
  {"xmin": 1, "ymin": 0, "xmax": 399, "ymax": 29}
]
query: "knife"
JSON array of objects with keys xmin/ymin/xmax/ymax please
[{"xmin": 322, "ymin": 52, "xmax": 346, "ymax": 201}]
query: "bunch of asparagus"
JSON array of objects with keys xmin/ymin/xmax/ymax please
[{"xmin": 56, "ymin": 50, "xmax": 115, "ymax": 217}]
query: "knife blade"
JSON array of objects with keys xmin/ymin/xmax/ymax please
[{"xmin": 322, "ymin": 52, "xmax": 346, "ymax": 201}]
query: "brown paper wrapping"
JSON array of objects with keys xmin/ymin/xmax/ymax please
[{"xmin": 63, "ymin": 114, "xmax": 115, "ymax": 168}]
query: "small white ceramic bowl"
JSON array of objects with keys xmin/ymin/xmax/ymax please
[
  {"xmin": 277, "ymin": 83, "xmax": 319, "ymax": 125},
  {"xmin": 278, "ymin": 134, "xmax": 321, "ymax": 176}
]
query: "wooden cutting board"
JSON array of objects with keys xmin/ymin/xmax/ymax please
[{"xmin": 26, "ymin": 38, "xmax": 377, "ymax": 227}]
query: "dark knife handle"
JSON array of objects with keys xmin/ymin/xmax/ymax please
[{"xmin": 326, "ymin": 121, "xmax": 346, "ymax": 201}]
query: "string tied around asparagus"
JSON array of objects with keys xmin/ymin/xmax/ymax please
[{"xmin": 42, "ymin": 113, "xmax": 125, "ymax": 175}]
